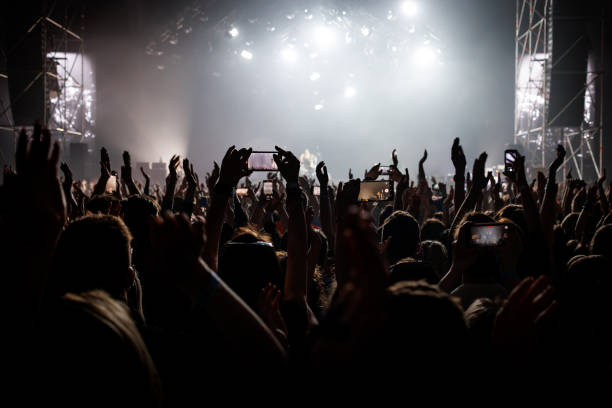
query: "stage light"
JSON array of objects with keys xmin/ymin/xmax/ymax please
[
  {"xmin": 280, "ymin": 46, "xmax": 298, "ymax": 63},
  {"xmin": 310, "ymin": 72, "xmax": 320, "ymax": 81},
  {"xmin": 360, "ymin": 26, "xmax": 371, "ymax": 37},
  {"xmin": 240, "ymin": 50, "xmax": 253, "ymax": 60},
  {"xmin": 401, "ymin": 1, "xmax": 418, "ymax": 16},
  {"xmin": 314, "ymin": 104, "xmax": 324, "ymax": 110},
  {"xmin": 313, "ymin": 26, "xmax": 336, "ymax": 50},
  {"xmin": 228, "ymin": 27, "xmax": 239, "ymax": 37},
  {"xmin": 414, "ymin": 47, "xmax": 436, "ymax": 66},
  {"xmin": 344, "ymin": 87, "xmax": 356, "ymax": 98}
]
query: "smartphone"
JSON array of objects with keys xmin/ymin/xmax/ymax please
[
  {"xmin": 263, "ymin": 180, "xmax": 273, "ymax": 200},
  {"xmin": 380, "ymin": 165, "xmax": 392, "ymax": 176},
  {"xmin": 236, "ymin": 188, "xmax": 249, "ymax": 197},
  {"xmin": 504, "ymin": 150, "xmax": 518, "ymax": 175},
  {"xmin": 312, "ymin": 186, "xmax": 320, "ymax": 196},
  {"xmin": 199, "ymin": 196, "xmax": 208, "ymax": 208},
  {"xmin": 469, "ymin": 223, "xmax": 509, "ymax": 247},
  {"xmin": 247, "ymin": 151, "xmax": 278, "ymax": 171},
  {"xmin": 358, "ymin": 180, "xmax": 394, "ymax": 202}
]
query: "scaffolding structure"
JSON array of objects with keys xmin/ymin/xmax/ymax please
[
  {"xmin": 0, "ymin": 4, "xmax": 90, "ymax": 145},
  {"xmin": 514, "ymin": 0, "xmax": 604, "ymax": 181}
]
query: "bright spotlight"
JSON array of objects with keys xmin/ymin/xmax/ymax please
[
  {"xmin": 401, "ymin": 1, "xmax": 418, "ymax": 16},
  {"xmin": 228, "ymin": 27, "xmax": 239, "ymax": 37},
  {"xmin": 344, "ymin": 87, "xmax": 356, "ymax": 98},
  {"xmin": 313, "ymin": 26, "xmax": 336, "ymax": 50},
  {"xmin": 360, "ymin": 26, "xmax": 371, "ymax": 37},
  {"xmin": 240, "ymin": 50, "xmax": 253, "ymax": 60},
  {"xmin": 414, "ymin": 47, "xmax": 436, "ymax": 66},
  {"xmin": 314, "ymin": 104, "xmax": 324, "ymax": 111},
  {"xmin": 280, "ymin": 46, "xmax": 298, "ymax": 63},
  {"xmin": 309, "ymin": 72, "xmax": 320, "ymax": 81}
]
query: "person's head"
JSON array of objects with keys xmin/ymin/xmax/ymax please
[
  {"xmin": 218, "ymin": 228, "xmax": 284, "ymax": 308},
  {"xmin": 381, "ymin": 281, "xmax": 468, "ymax": 369},
  {"xmin": 464, "ymin": 298, "xmax": 501, "ymax": 348},
  {"xmin": 561, "ymin": 212, "xmax": 580, "ymax": 240},
  {"xmin": 37, "ymin": 290, "xmax": 162, "ymax": 407},
  {"xmin": 380, "ymin": 211, "xmax": 420, "ymax": 264},
  {"xmin": 420, "ymin": 240, "xmax": 449, "ymax": 280},
  {"xmin": 495, "ymin": 204, "xmax": 527, "ymax": 237},
  {"xmin": 50, "ymin": 215, "xmax": 135, "ymax": 301},
  {"xmin": 122, "ymin": 195, "xmax": 160, "ymax": 242},
  {"xmin": 86, "ymin": 194, "xmax": 120, "ymax": 215},
  {"xmin": 388, "ymin": 258, "xmax": 438, "ymax": 285},
  {"xmin": 421, "ymin": 218, "xmax": 446, "ymax": 243},
  {"xmin": 590, "ymin": 224, "xmax": 612, "ymax": 260},
  {"xmin": 378, "ymin": 204, "xmax": 394, "ymax": 226}
]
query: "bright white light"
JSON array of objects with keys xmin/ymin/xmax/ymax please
[
  {"xmin": 240, "ymin": 50, "xmax": 253, "ymax": 60},
  {"xmin": 313, "ymin": 26, "xmax": 336, "ymax": 50},
  {"xmin": 314, "ymin": 104, "xmax": 324, "ymax": 111},
  {"xmin": 228, "ymin": 27, "xmax": 239, "ymax": 37},
  {"xmin": 344, "ymin": 87, "xmax": 356, "ymax": 98},
  {"xmin": 280, "ymin": 46, "xmax": 298, "ymax": 63},
  {"xmin": 414, "ymin": 47, "xmax": 436, "ymax": 66},
  {"xmin": 360, "ymin": 26, "xmax": 371, "ymax": 37},
  {"xmin": 310, "ymin": 72, "xmax": 320, "ymax": 81},
  {"xmin": 401, "ymin": 1, "xmax": 419, "ymax": 16}
]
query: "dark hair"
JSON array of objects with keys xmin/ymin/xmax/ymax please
[
  {"xmin": 389, "ymin": 258, "xmax": 438, "ymax": 285},
  {"xmin": 37, "ymin": 290, "xmax": 162, "ymax": 407},
  {"xmin": 86, "ymin": 194, "xmax": 119, "ymax": 214},
  {"xmin": 50, "ymin": 215, "xmax": 133, "ymax": 299},
  {"xmin": 591, "ymin": 224, "xmax": 612, "ymax": 260},
  {"xmin": 421, "ymin": 218, "xmax": 446, "ymax": 242},
  {"xmin": 380, "ymin": 211, "xmax": 420, "ymax": 264}
]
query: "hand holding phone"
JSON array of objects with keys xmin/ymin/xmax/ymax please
[
  {"xmin": 358, "ymin": 180, "xmax": 394, "ymax": 202},
  {"xmin": 248, "ymin": 151, "xmax": 278, "ymax": 172},
  {"xmin": 504, "ymin": 150, "xmax": 518, "ymax": 176},
  {"xmin": 263, "ymin": 180, "xmax": 274, "ymax": 200},
  {"xmin": 469, "ymin": 223, "xmax": 509, "ymax": 247}
]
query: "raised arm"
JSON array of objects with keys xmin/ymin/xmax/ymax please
[
  {"xmin": 161, "ymin": 155, "xmax": 180, "ymax": 212},
  {"xmin": 418, "ymin": 149, "xmax": 428, "ymax": 184},
  {"xmin": 180, "ymin": 158, "xmax": 198, "ymax": 217},
  {"xmin": 451, "ymin": 152, "xmax": 487, "ymax": 232},
  {"xmin": 451, "ymin": 138, "xmax": 467, "ymax": 210},
  {"xmin": 121, "ymin": 150, "xmax": 141, "ymax": 196},
  {"xmin": 140, "ymin": 166, "xmax": 150, "ymax": 196},
  {"xmin": 203, "ymin": 147, "xmax": 251, "ymax": 272},
  {"xmin": 273, "ymin": 146, "xmax": 308, "ymax": 311},
  {"xmin": 316, "ymin": 161, "xmax": 335, "ymax": 246},
  {"xmin": 92, "ymin": 147, "xmax": 111, "ymax": 196}
]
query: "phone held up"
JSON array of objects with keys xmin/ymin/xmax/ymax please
[
  {"xmin": 247, "ymin": 151, "xmax": 278, "ymax": 172},
  {"xmin": 469, "ymin": 223, "xmax": 509, "ymax": 247},
  {"xmin": 263, "ymin": 180, "xmax": 274, "ymax": 200},
  {"xmin": 504, "ymin": 149, "xmax": 518, "ymax": 176},
  {"xmin": 358, "ymin": 180, "xmax": 394, "ymax": 202}
]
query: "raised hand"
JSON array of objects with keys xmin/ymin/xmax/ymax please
[
  {"xmin": 598, "ymin": 168, "xmax": 607, "ymax": 188},
  {"xmin": 140, "ymin": 166, "xmax": 151, "ymax": 196},
  {"xmin": 100, "ymin": 147, "xmax": 111, "ymax": 178},
  {"xmin": 451, "ymin": 138, "xmax": 466, "ymax": 172},
  {"xmin": 272, "ymin": 146, "xmax": 299, "ymax": 183},
  {"xmin": 256, "ymin": 283, "xmax": 288, "ymax": 344},
  {"xmin": 419, "ymin": 149, "xmax": 428, "ymax": 165},
  {"xmin": 15, "ymin": 126, "xmax": 66, "ymax": 230},
  {"xmin": 392, "ymin": 148, "xmax": 399, "ymax": 167},
  {"xmin": 471, "ymin": 152, "xmax": 488, "ymax": 191},
  {"xmin": 205, "ymin": 161, "xmax": 220, "ymax": 192},
  {"xmin": 183, "ymin": 158, "xmax": 197, "ymax": 188},
  {"xmin": 219, "ymin": 146, "xmax": 252, "ymax": 187},
  {"xmin": 60, "ymin": 162, "xmax": 73, "ymax": 189},
  {"xmin": 335, "ymin": 179, "xmax": 360, "ymax": 220},
  {"xmin": 364, "ymin": 163, "xmax": 381, "ymax": 181},
  {"xmin": 348, "ymin": 168, "xmax": 354, "ymax": 180},
  {"xmin": 167, "ymin": 154, "xmax": 180, "ymax": 185},
  {"xmin": 493, "ymin": 276, "xmax": 557, "ymax": 349},
  {"xmin": 316, "ymin": 161, "xmax": 329, "ymax": 187}
]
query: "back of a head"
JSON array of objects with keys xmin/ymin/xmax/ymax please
[
  {"xmin": 421, "ymin": 218, "xmax": 446, "ymax": 242},
  {"xmin": 420, "ymin": 239, "xmax": 449, "ymax": 280},
  {"xmin": 50, "ymin": 215, "xmax": 132, "ymax": 299},
  {"xmin": 495, "ymin": 204, "xmax": 526, "ymax": 236},
  {"xmin": 36, "ymin": 290, "xmax": 162, "ymax": 407},
  {"xmin": 122, "ymin": 195, "xmax": 160, "ymax": 242},
  {"xmin": 561, "ymin": 212, "xmax": 580, "ymax": 239},
  {"xmin": 464, "ymin": 298, "xmax": 500, "ymax": 347},
  {"xmin": 382, "ymin": 281, "xmax": 468, "ymax": 370},
  {"xmin": 590, "ymin": 224, "xmax": 612, "ymax": 260},
  {"xmin": 218, "ymin": 232, "xmax": 284, "ymax": 307},
  {"xmin": 389, "ymin": 258, "xmax": 438, "ymax": 285},
  {"xmin": 380, "ymin": 211, "xmax": 420, "ymax": 264}
]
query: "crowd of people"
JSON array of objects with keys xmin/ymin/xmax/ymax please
[{"xmin": 3, "ymin": 123, "xmax": 611, "ymax": 404}]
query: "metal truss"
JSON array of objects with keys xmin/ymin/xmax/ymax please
[{"xmin": 514, "ymin": 0, "xmax": 604, "ymax": 181}]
